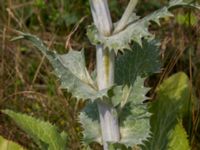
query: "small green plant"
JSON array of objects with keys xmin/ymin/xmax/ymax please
[
  {"xmin": 0, "ymin": 135, "xmax": 25, "ymax": 150},
  {"xmin": 2, "ymin": 0, "xmax": 199, "ymax": 150}
]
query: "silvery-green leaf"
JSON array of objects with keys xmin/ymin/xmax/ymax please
[
  {"xmin": 111, "ymin": 39, "xmax": 159, "ymax": 112},
  {"xmin": 115, "ymin": 40, "xmax": 160, "ymax": 86},
  {"xmin": 80, "ymin": 77, "xmax": 151, "ymax": 148},
  {"xmin": 12, "ymin": 32, "xmax": 110, "ymax": 101},
  {"xmin": 79, "ymin": 102, "xmax": 102, "ymax": 145},
  {"xmin": 117, "ymin": 77, "xmax": 151, "ymax": 148},
  {"xmin": 113, "ymin": 13, "xmax": 140, "ymax": 30},
  {"xmin": 169, "ymin": 0, "xmax": 200, "ymax": 9},
  {"xmin": 120, "ymin": 111, "xmax": 151, "ymax": 148},
  {"xmin": 109, "ymin": 40, "xmax": 159, "ymax": 147},
  {"xmin": 58, "ymin": 50, "xmax": 95, "ymax": 88},
  {"xmin": 87, "ymin": 0, "xmax": 200, "ymax": 53},
  {"xmin": 111, "ymin": 77, "xmax": 150, "ymax": 108}
]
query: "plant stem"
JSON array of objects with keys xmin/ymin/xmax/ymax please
[
  {"xmin": 89, "ymin": 0, "xmax": 120, "ymax": 149},
  {"xmin": 114, "ymin": 0, "xmax": 138, "ymax": 34},
  {"xmin": 89, "ymin": 0, "xmax": 113, "ymax": 36}
]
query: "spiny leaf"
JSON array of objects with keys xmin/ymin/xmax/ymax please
[
  {"xmin": 12, "ymin": 32, "xmax": 110, "ymax": 101},
  {"xmin": 3, "ymin": 110, "xmax": 67, "ymax": 150},
  {"xmin": 169, "ymin": 0, "xmax": 200, "ymax": 9},
  {"xmin": 111, "ymin": 77, "xmax": 150, "ymax": 108},
  {"xmin": 117, "ymin": 77, "xmax": 151, "ymax": 148},
  {"xmin": 109, "ymin": 40, "xmax": 159, "ymax": 147},
  {"xmin": 142, "ymin": 72, "xmax": 191, "ymax": 150},
  {"xmin": 87, "ymin": 0, "xmax": 200, "ymax": 53},
  {"xmin": 80, "ymin": 77, "xmax": 151, "ymax": 148},
  {"xmin": 0, "ymin": 135, "xmax": 25, "ymax": 150},
  {"xmin": 115, "ymin": 40, "xmax": 160, "ymax": 86},
  {"xmin": 80, "ymin": 39, "xmax": 157, "ymax": 148},
  {"xmin": 58, "ymin": 50, "xmax": 95, "ymax": 87},
  {"xmin": 79, "ymin": 102, "xmax": 102, "ymax": 145}
]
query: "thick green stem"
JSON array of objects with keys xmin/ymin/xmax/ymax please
[
  {"xmin": 89, "ymin": 0, "xmax": 120, "ymax": 149},
  {"xmin": 114, "ymin": 0, "xmax": 138, "ymax": 34}
]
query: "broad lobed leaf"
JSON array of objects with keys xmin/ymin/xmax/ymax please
[
  {"xmin": 3, "ymin": 110, "xmax": 67, "ymax": 150},
  {"xmin": 0, "ymin": 135, "xmax": 25, "ymax": 150},
  {"xmin": 12, "ymin": 32, "xmax": 110, "ymax": 102},
  {"xmin": 168, "ymin": 123, "xmax": 190, "ymax": 150},
  {"xmin": 87, "ymin": 0, "xmax": 200, "ymax": 54},
  {"xmin": 142, "ymin": 72, "xmax": 191, "ymax": 150}
]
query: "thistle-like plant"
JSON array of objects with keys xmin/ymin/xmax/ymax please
[{"xmin": 2, "ymin": 0, "xmax": 200, "ymax": 150}]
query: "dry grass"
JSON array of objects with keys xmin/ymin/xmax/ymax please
[{"xmin": 0, "ymin": 0, "xmax": 87, "ymax": 149}]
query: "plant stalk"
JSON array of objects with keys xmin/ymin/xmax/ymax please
[
  {"xmin": 89, "ymin": 0, "xmax": 113, "ymax": 36},
  {"xmin": 114, "ymin": 0, "xmax": 138, "ymax": 34},
  {"xmin": 89, "ymin": 0, "xmax": 120, "ymax": 149}
]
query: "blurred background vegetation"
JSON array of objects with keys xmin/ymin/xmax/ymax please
[{"xmin": 0, "ymin": 0, "xmax": 200, "ymax": 149}]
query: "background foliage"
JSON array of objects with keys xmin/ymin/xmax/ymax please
[{"xmin": 0, "ymin": 0, "xmax": 200, "ymax": 149}]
